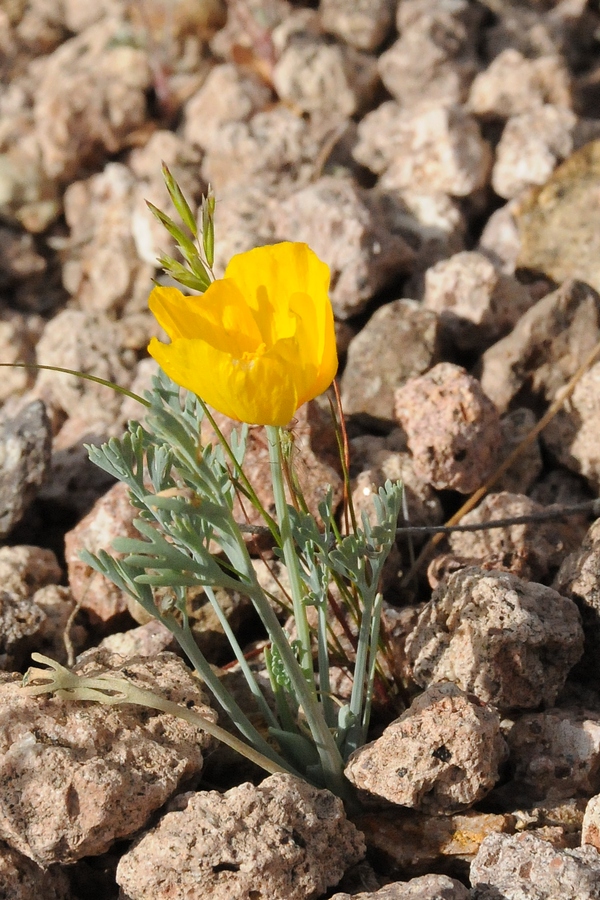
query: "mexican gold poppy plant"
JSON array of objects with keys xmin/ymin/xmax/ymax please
[{"xmin": 147, "ymin": 241, "xmax": 338, "ymax": 426}]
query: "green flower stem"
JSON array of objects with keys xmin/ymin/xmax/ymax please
[
  {"xmin": 167, "ymin": 617, "xmax": 294, "ymax": 774},
  {"xmin": 266, "ymin": 425, "xmax": 314, "ymax": 685}
]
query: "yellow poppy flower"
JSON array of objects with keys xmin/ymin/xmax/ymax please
[{"xmin": 147, "ymin": 242, "xmax": 338, "ymax": 426}]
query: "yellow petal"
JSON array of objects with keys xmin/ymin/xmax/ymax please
[{"xmin": 148, "ymin": 336, "xmax": 299, "ymax": 426}]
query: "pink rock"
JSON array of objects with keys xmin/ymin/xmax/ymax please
[
  {"xmin": 468, "ymin": 49, "xmax": 572, "ymax": 120},
  {"xmin": 354, "ymin": 102, "xmax": 492, "ymax": 197},
  {"xmin": 445, "ymin": 492, "xmax": 575, "ymax": 583},
  {"xmin": 394, "ymin": 363, "xmax": 501, "ymax": 494},
  {"xmin": 406, "ymin": 567, "xmax": 584, "ymax": 710},
  {"xmin": 116, "ymin": 773, "xmax": 365, "ymax": 900},
  {"xmin": 345, "ymin": 683, "xmax": 507, "ymax": 815},
  {"xmin": 0, "ymin": 840, "xmax": 70, "ymax": 900},
  {"xmin": 341, "ymin": 299, "xmax": 440, "ymax": 421},
  {"xmin": 271, "ymin": 176, "xmax": 415, "ymax": 319},
  {"xmin": 0, "ymin": 652, "xmax": 215, "ymax": 866},
  {"xmin": 423, "ymin": 251, "xmax": 532, "ymax": 351},
  {"xmin": 320, "ymin": 0, "xmax": 396, "ymax": 51},
  {"xmin": 582, "ymin": 794, "xmax": 600, "ymax": 851},
  {"xmin": 470, "ymin": 832, "xmax": 600, "ymax": 900},
  {"xmin": 505, "ymin": 707, "xmax": 600, "ymax": 802},
  {"xmin": 479, "ymin": 280, "xmax": 600, "ymax": 414},
  {"xmin": 330, "ymin": 873, "xmax": 470, "ymax": 900},
  {"xmin": 64, "ymin": 481, "xmax": 138, "ymax": 625}
]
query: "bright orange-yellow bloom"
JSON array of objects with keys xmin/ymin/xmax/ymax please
[{"xmin": 148, "ymin": 242, "xmax": 338, "ymax": 426}]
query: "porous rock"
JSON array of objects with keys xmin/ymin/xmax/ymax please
[
  {"xmin": 0, "ymin": 651, "xmax": 215, "ymax": 866},
  {"xmin": 554, "ymin": 518, "xmax": 600, "ymax": 684},
  {"xmin": 200, "ymin": 106, "xmax": 331, "ymax": 195},
  {"xmin": 33, "ymin": 308, "xmax": 137, "ymax": 429},
  {"xmin": 582, "ymin": 794, "xmax": 600, "ymax": 851},
  {"xmin": 0, "ymin": 544, "xmax": 62, "ymax": 670},
  {"xmin": 354, "ymin": 102, "xmax": 492, "ymax": 197},
  {"xmin": 445, "ymin": 492, "xmax": 575, "ymax": 583},
  {"xmin": 273, "ymin": 35, "xmax": 379, "ymax": 117},
  {"xmin": 0, "ymin": 309, "xmax": 40, "ymax": 405},
  {"xmin": 406, "ymin": 567, "xmax": 584, "ymax": 710},
  {"xmin": 351, "ymin": 447, "xmax": 443, "ymax": 533},
  {"xmin": 378, "ymin": 0, "xmax": 480, "ymax": 110},
  {"xmin": 271, "ymin": 176, "xmax": 416, "ymax": 319},
  {"xmin": 422, "ymin": 250, "xmax": 532, "ymax": 351},
  {"xmin": 470, "ymin": 832, "xmax": 600, "ymax": 900},
  {"xmin": 495, "ymin": 409, "xmax": 543, "ymax": 495},
  {"xmin": 183, "ymin": 63, "xmax": 272, "ymax": 151},
  {"xmin": 0, "ymin": 399, "xmax": 51, "ymax": 538},
  {"xmin": 543, "ymin": 360, "xmax": 600, "ymax": 492},
  {"xmin": 340, "ymin": 299, "xmax": 440, "ymax": 422},
  {"xmin": 330, "ymin": 873, "xmax": 470, "ymax": 900},
  {"xmin": 32, "ymin": 18, "xmax": 152, "ymax": 181},
  {"xmin": 345, "ymin": 683, "xmax": 507, "ymax": 815},
  {"xmin": 479, "ymin": 280, "xmax": 600, "ymax": 414},
  {"xmin": 0, "ymin": 839, "xmax": 71, "ymax": 900},
  {"xmin": 353, "ymin": 808, "xmax": 512, "ymax": 881},
  {"xmin": 64, "ymin": 480, "xmax": 139, "ymax": 625},
  {"xmin": 468, "ymin": 49, "xmax": 572, "ymax": 120},
  {"xmin": 319, "ymin": 0, "xmax": 396, "ymax": 51},
  {"xmin": 394, "ymin": 363, "xmax": 501, "ymax": 494},
  {"xmin": 504, "ymin": 707, "xmax": 600, "ymax": 803},
  {"xmin": 116, "ymin": 773, "xmax": 366, "ymax": 900},
  {"xmin": 492, "ymin": 104, "xmax": 577, "ymax": 200}
]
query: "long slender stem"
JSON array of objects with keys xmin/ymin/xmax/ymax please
[{"xmin": 266, "ymin": 425, "xmax": 314, "ymax": 684}]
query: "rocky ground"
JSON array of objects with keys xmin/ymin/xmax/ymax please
[{"xmin": 3, "ymin": 0, "xmax": 600, "ymax": 897}]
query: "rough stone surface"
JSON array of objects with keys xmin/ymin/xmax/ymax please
[
  {"xmin": 202, "ymin": 399, "xmax": 343, "ymax": 541},
  {"xmin": 422, "ymin": 251, "xmax": 532, "ymax": 352},
  {"xmin": 32, "ymin": 19, "xmax": 152, "ymax": 181},
  {"xmin": 514, "ymin": 139, "xmax": 600, "ymax": 295},
  {"xmin": 271, "ymin": 176, "xmax": 416, "ymax": 319},
  {"xmin": 394, "ymin": 363, "xmax": 502, "ymax": 494},
  {"xmin": 0, "ymin": 839, "xmax": 71, "ymax": 900},
  {"xmin": 0, "ymin": 309, "xmax": 40, "ymax": 404},
  {"xmin": 554, "ymin": 518, "xmax": 600, "ymax": 685},
  {"xmin": 351, "ymin": 446, "xmax": 443, "ymax": 534},
  {"xmin": 64, "ymin": 480, "xmax": 139, "ymax": 625},
  {"xmin": 319, "ymin": 0, "xmax": 395, "ymax": 51},
  {"xmin": 406, "ymin": 567, "xmax": 584, "ymax": 710},
  {"xmin": 33, "ymin": 308, "xmax": 138, "ymax": 429},
  {"xmin": 116, "ymin": 773, "xmax": 366, "ymax": 900},
  {"xmin": 354, "ymin": 102, "xmax": 492, "ymax": 197},
  {"xmin": 492, "ymin": 104, "xmax": 578, "ymax": 200},
  {"xmin": 345, "ymin": 683, "xmax": 507, "ymax": 815},
  {"xmin": 479, "ymin": 280, "xmax": 600, "ymax": 413},
  {"xmin": 200, "ymin": 106, "xmax": 332, "ymax": 195},
  {"xmin": 470, "ymin": 832, "xmax": 600, "ymax": 900},
  {"xmin": 495, "ymin": 409, "xmax": 543, "ymax": 495},
  {"xmin": 183, "ymin": 63, "xmax": 272, "ymax": 151},
  {"xmin": 0, "ymin": 651, "xmax": 215, "ymax": 866},
  {"xmin": 330, "ymin": 873, "xmax": 470, "ymax": 900},
  {"xmin": 468, "ymin": 49, "xmax": 572, "ymax": 120},
  {"xmin": 477, "ymin": 199, "xmax": 522, "ymax": 275},
  {"xmin": 0, "ymin": 399, "xmax": 51, "ymax": 538},
  {"xmin": 273, "ymin": 36, "xmax": 379, "ymax": 117},
  {"xmin": 543, "ymin": 360, "xmax": 600, "ymax": 492},
  {"xmin": 378, "ymin": 0, "xmax": 480, "ymax": 110},
  {"xmin": 353, "ymin": 808, "xmax": 512, "ymax": 881},
  {"xmin": 504, "ymin": 707, "xmax": 600, "ymax": 803},
  {"xmin": 0, "ymin": 545, "xmax": 62, "ymax": 670},
  {"xmin": 445, "ymin": 492, "xmax": 576, "ymax": 583},
  {"xmin": 340, "ymin": 299, "xmax": 441, "ymax": 422},
  {"xmin": 582, "ymin": 794, "xmax": 600, "ymax": 851}
]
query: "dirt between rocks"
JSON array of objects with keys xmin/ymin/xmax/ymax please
[{"xmin": 3, "ymin": 1, "xmax": 600, "ymax": 898}]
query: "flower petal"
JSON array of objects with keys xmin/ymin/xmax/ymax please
[{"xmin": 148, "ymin": 336, "xmax": 300, "ymax": 426}]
